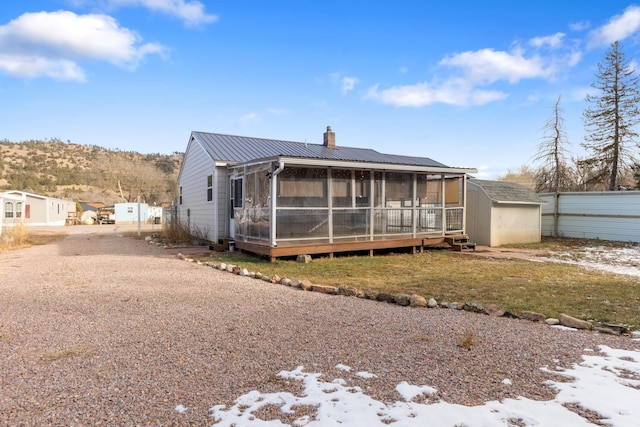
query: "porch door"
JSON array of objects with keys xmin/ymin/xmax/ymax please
[{"xmin": 230, "ymin": 177, "xmax": 243, "ymax": 238}]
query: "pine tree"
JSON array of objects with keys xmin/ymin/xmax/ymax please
[{"xmin": 582, "ymin": 41, "xmax": 640, "ymax": 191}]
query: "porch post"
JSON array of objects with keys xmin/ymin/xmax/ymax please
[
  {"xmin": 269, "ymin": 160, "xmax": 285, "ymax": 247},
  {"xmin": 462, "ymin": 174, "xmax": 467, "ymax": 234}
]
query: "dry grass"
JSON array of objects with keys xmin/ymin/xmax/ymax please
[
  {"xmin": 457, "ymin": 330, "xmax": 478, "ymax": 351},
  {"xmin": 40, "ymin": 343, "xmax": 91, "ymax": 362},
  {"xmin": 197, "ymin": 243, "xmax": 640, "ymax": 329},
  {"xmin": 0, "ymin": 225, "xmax": 65, "ymax": 252}
]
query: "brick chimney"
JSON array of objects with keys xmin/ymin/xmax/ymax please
[{"xmin": 323, "ymin": 126, "xmax": 335, "ymax": 148}]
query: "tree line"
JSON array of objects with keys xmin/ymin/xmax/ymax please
[{"xmin": 504, "ymin": 41, "xmax": 640, "ymax": 193}]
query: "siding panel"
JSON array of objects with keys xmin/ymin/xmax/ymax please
[
  {"xmin": 178, "ymin": 140, "xmax": 217, "ymax": 241},
  {"xmin": 541, "ymin": 192, "xmax": 640, "ymax": 242}
]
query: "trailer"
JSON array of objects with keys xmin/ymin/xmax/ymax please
[{"xmin": 96, "ymin": 207, "xmax": 115, "ymax": 224}]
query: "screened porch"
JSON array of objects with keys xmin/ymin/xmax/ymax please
[{"xmin": 229, "ymin": 161, "xmax": 469, "ymax": 259}]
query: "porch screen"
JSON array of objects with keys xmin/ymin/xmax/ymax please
[{"xmin": 276, "ymin": 167, "xmax": 328, "ymax": 241}]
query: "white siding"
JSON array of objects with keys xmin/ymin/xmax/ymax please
[
  {"xmin": 489, "ymin": 205, "xmax": 541, "ymax": 246},
  {"xmin": 177, "ymin": 140, "xmax": 217, "ymax": 242},
  {"xmin": 541, "ymin": 192, "xmax": 640, "ymax": 242},
  {"xmin": 216, "ymin": 168, "xmax": 228, "ymax": 239},
  {"xmin": 466, "ymin": 182, "xmax": 541, "ymax": 246}
]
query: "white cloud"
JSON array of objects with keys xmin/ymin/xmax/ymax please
[
  {"xmin": 569, "ymin": 21, "xmax": 590, "ymax": 32},
  {"xmin": 0, "ymin": 11, "xmax": 166, "ymax": 80},
  {"xmin": 103, "ymin": 0, "xmax": 218, "ymax": 27},
  {"xmin": 529, "ymin": 32, "xmax": 565, "ymax": 49},
  {"xmin": 439, "ymin": 48, "xmax": 553, "ymax": 84},
  {"xmin": 0, "ymin": 54, "xmax": 84, "ymax": 81},
  {"xmin": 239, "ymin": 112, "xmax": 260, "ymax": 126},
  {"xmin": 367, "ymin": 41, "xmax": 579, "ymax": 108},
  {"xmin": 588, "ymin": 5, "xmax": 640, "ymax": 47},
  {"xmin": 365, "ymin": 80, "xmax": 507, "ymax": 107},
  {"xmin": 340, "ymin": 76, "xmax": 359, "ymax": 94},
  {"xmin": 330, "ymin": 72, "xmax": 359, "ymax": 94}
]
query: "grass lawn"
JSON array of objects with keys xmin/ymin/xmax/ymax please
[{"xmin": 191, "ymin": 243, "xmax": 640, "ymax": 329}]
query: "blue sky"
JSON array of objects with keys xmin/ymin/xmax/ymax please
[{"xmin": 1, "ymin": 1, "xmax": 640, "ymax": 178}]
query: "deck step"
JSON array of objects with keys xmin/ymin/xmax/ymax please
[{"xmin": 445, "ymin": 235, "xmax": 476, "ymax": 252}]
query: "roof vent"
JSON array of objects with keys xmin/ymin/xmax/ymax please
[{"xmin": 323, "ymin": 126, "xmax": 335, "ymax": 148}]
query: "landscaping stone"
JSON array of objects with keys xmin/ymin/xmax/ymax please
[
  {"xmin": 239, "ymin": 268, "xmax": 249, "ymax": 276},
  {"xmin": 394, "ymin": 294, "xmax": 411, "ymax": 306},
  {"xmin": 409, "ymin": 294, "xmax": 427, "ymax": 307},
  {"xmin": 427, "ymin": 298, "xmax": 438, "ymax": 308},
  {"xmin": 520, "ymin": 311, "xmax": 546, "ymax": 322},
  {"xmin": 218, "ymin": 263, "xmax": 226, "ymax": 270},
  {"xmin": 594, "ymin": 324, "xmax": 628, "ymax": 336},
  {"xmin": 364, "ymin": 290, "xmax": 378, "ymax": 300},
  {"xmin": 448, "ymin": 302, "xmax": 461, "ymax": 310},
  {"xmin": 337, "ymin": 286, "xmax": 358, "ymax": 296},
  {"xmin": 545, "ymin": 318, "xmax": 560, "ymax": 326},
  {"xmin": 312, "ymin": 285, "xmax": 338, "ymax": 295},
  {"xmin": 463, "ymin": 301, "xmax": 485, "ymax": 314},
  {"xmin": 270, "ymin": 275, "xmax": 281, "ymax": 284},
  {"xmin": 300, "ymin": 279, "xmax": 313, "ymax": 291},
  {"xmin": 296, "ymin": 254, "xmax": 312, "ymax": 264},
  {"xmin": 632, "ymin": 330, "xmax": 640, "ymax": 339},
  {"xmin": 485, "ymin": 304, "xmax": 505, "ymax": 317},
  {"xmin": 558, "ymin": 313, "xmax": 593, "ymax": 330},
  {"xmin": 289, "ymin": 280, "xmax": 301, "ymax": 288},
  {"xmin": 376, "ymin": 293, "xmax": 396, "ymax": 303}
]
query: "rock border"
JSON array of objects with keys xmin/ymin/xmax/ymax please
[{"xmin": 162, "ymin": 241, "xmax": 638, "ymax": 337}]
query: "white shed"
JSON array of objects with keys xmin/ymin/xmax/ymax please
[{"xmin": 466, "ymin": 179, "xmax": 545, "ymax": 247}]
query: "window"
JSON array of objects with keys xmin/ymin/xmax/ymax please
[
  {"xmin": 15, "ymin": 202, "xmax": 22, "ymax": 218},
  {"xmin": 207, "ymin": 175, "xmax": 213, "ymax": 202},
  {"xmin": 179, "ymin": 186, "xmax": 183, "ymax": 205},
  {"xmin": 127, "ymin": 207, "xmax": 134, "ymax": 214},
  {"xmin": 233, "ymin": 178, "xmax": 243, "ymax": 208},
  {"xmin": 4, "ymin": 202, "xmax": 13, "ymax": 218}
]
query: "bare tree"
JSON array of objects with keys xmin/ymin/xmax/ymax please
[
  {"xmin": 582, "ymin": 40, "xmax": 640, "ymax": 190},
  {"xmin": 534, "ymin": 95, "xmax": 576, "ymax": 193}
]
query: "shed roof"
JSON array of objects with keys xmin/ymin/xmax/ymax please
[
  {"xmin": 190, "ymin": 131, "xmax": 474, "ymax": 172},
  {"xmin": 470, "ymin": 179, "xmax": 545, "ymax": 205}
]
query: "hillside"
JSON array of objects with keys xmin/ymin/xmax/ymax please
[{"xmin": 0, "ymin": 139, "xmax": 182, "ymax": 205}]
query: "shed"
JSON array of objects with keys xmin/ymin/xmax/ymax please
[
  {"xmin": 466, "ymin": 179, "xmax": 545, "ymax": 247},
  {"xmin": 177, "ymin": 127, "xmax": 477, "ymax": 260}
]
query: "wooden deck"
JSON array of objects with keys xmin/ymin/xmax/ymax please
[{"xmin": 235, "ymin": 236, "xmax": 463, "ymax": 261}]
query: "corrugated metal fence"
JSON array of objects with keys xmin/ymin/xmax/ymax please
[{"xmin": 539, "ymin": 191, "xmax": 640, "ymax": 242}]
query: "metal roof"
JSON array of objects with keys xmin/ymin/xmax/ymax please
[
  {"xmin": 469, "ymin": 179, "xmax": 546, "ymax": 204},
  {"xmin": 191, "ymin": 131, "xmax": 469, "ymax": 170}
]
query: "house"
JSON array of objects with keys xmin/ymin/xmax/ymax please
[
  {"xmin": 177, "ymin": 127, "xmax": 477, "ymax": 260},
  {"xmin": 466, "ymin": 179, "xmax": 545, "ymax": 247},
  {"xmin": 114, "ymin": 202, "xmax": 149, "ymax": 224},
  {"xmin": 1, "ymin": 190, "xmax": 76, "ymax": 227},
  {"xmin": 0, "ymin": 192, "xmax": 25, "ymax": 235}
]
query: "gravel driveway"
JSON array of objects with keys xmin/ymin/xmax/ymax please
[{"xmin": 1, "ymin": 226, "xmax": 637, "ymax": 426}]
